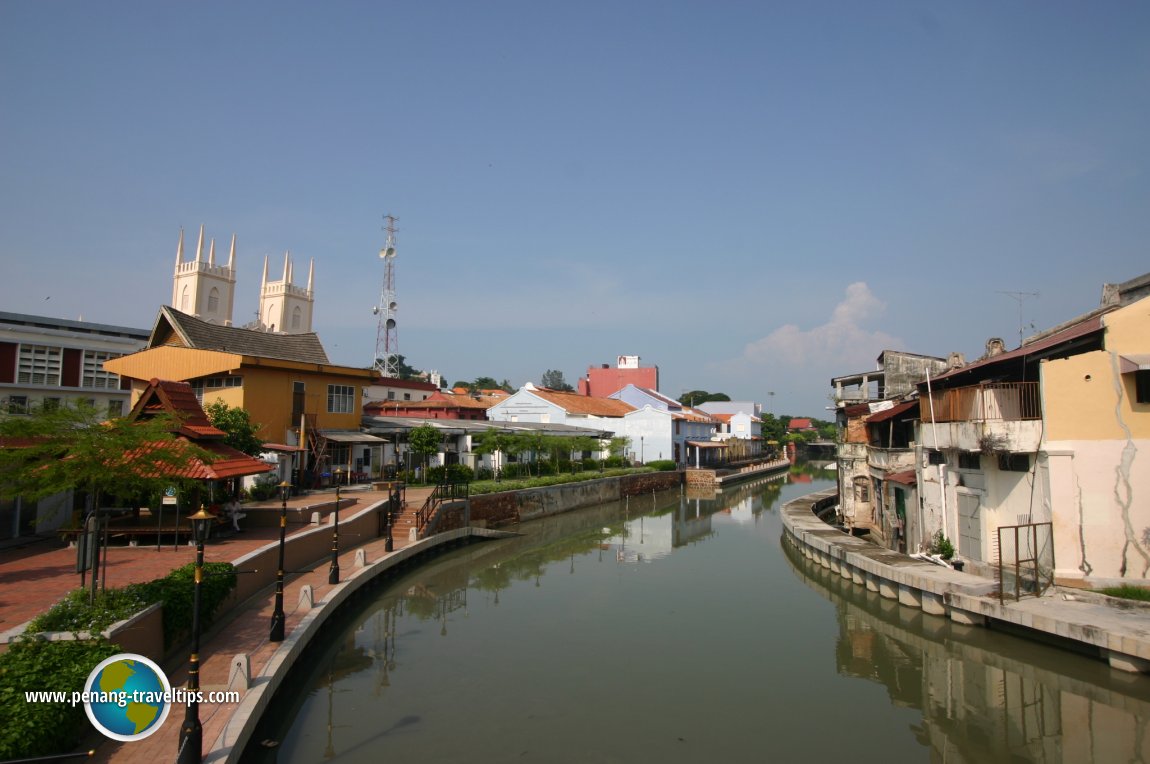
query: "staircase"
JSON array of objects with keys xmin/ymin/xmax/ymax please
[{"xmin": 388, "ymin": 504, "xmax": 420, "ymax": 543}]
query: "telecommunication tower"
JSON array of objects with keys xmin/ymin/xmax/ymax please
[{"xmin": 373, "ymin": 215, "xmax": 400, "ymax": 377}]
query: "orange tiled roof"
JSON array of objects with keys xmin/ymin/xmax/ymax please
[{"xmin": 527, "ymin": 388, "xmax": 635, "ymax": 417}]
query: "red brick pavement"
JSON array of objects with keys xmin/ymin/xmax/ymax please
[{"xmin": 1, "ymin": 485, "xmax": 435, "ymax": 764}]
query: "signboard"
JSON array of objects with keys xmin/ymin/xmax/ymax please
[{"xmin": 162, "ymin": 486, "xmax": 178, "ymax": 505}]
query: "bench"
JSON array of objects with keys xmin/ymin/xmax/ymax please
[{"xmin": 59, "ymin": 514, "xmax": 229, "ymax": 546}]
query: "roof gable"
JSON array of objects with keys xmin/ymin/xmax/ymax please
[{"xmin": 152, "ymin": 306, "xmax": 331, "ymax": 365}]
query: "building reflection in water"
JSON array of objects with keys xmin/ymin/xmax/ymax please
[{"xmin": 783, "ymin": 539, "xmax": 1150, "ymax": 764}]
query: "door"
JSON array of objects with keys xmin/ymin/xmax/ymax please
[{"xmin": 957, "ymin": 492, "xmax": 982, "ymax": 562}]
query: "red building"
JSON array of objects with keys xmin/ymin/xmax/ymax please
[{"xmin": 577, "ymin": 355, "xmax": 659, "ymax": 397}]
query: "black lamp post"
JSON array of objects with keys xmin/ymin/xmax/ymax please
[
  {"xmin": 329, "ymin": 467, "xmax": 344, "ymax": 584},
  {"xmin": 384, "ymin": 483, "xmax": 395, "ymax": 553},
  {"xmin": 270, "ymin": 480, "xmax": 292, "ymax": 642},
  {"xmin": 177, "ymin": 506, "xmax": 214, "ymax": 764}
]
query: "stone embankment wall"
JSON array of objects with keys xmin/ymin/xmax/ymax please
[{"xmin": 471, "ymin": 471, "xmax": 682, "ymax": 526}]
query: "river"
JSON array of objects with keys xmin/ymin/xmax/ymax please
[{"xmin": 249, "ymin": 469, "xmax": 1150, "ymax": 763}]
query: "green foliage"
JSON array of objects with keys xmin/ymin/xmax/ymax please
[
  {"xmin": 678, "ymin": 390, "xmax": 730, "ymax": 406},
  {"xmin": 646, "ymin": 459, "xmax": 678, "ymax": 472},
  {"xmin": 540, "ymin": 369, "xmax": 574, "ymax": 391},
  {"xmin": 0, "ymin": 637, "xmax": 121, "ymax": 760},
  {"xmin": 132, "ymin": 562, "xmax": 238, "ymax": 647},
  {"xmin": 0, "ymin": 399, "xmax": 209, "ymax": 504},
  {"xmin": 204, "ymin": 399, "xmax": 264, "ymax": 456},
  {"xmin": 932, "ymin": 531, "xmax": 955, "ymax": 560},
  {"xmin": 470, "ymin": 467, "xmax": 654, "ymax": 495},
  {"xmin": 1098, "ymin": 585, "xmax": 1150, "ymax": 601},
  {"xmin": 427, "ymin": 464, "xmax": 474, "ymax": 484},
  {"xmin": 26, "ymin": 587, "xmax": 148, "ymax": 635},
  {"xmin": 26, "ymin": 562, "xmax": 237, "ymax": 649}
]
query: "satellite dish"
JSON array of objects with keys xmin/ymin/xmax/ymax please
[
  {"xmin": 379, "ymin": 248, "xmax": 387, "ymax": 259},
  {"xmin": 385, "ymin": 247, "xmax": 396, "ymax": 258},
  {"xmin": 372, "ymin": 306, "xmax": 379, "ymax": 315}
]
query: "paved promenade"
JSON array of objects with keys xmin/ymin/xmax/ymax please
[{"xmin": 0, "ymin": 484, "xmax": 436, "ymax": 763}]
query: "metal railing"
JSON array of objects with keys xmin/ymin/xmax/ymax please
[
  {"xmin": 415, "ymin": 480, "xmax": 470, "ymax": 537},
  {"xmin": 996, "ymin": 522, "xmax": 1054, "ymax": 601},
  {"xmin": 923, "ymin": 382, "xmax": 1041, "ymax": 423}
]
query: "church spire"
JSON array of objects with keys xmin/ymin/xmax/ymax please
[
  {"xmin": 208, "ymin": 238, "xmax": 216, "ymax": 265},
  {"xmin": 307, "ymin": 258, "xmax": 314, "ymax": 292},
  {"xmin": 175, "ymin": 228, "xmax": 185, "ymax": 267},
  {"xmin": 227, "ymin": 234, "xmax": 236, "ymax": 268},
  {"xmin": 195, "ymin": 225, "xmax": 205, "ymax": 262}
]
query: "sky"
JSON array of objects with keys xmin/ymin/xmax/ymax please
[{"xmin": 1, "ymin": 2, "xmax": 1147, "ymax": 418}]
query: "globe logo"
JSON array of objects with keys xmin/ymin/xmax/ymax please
[{"xmin": 83, "ymin": 653, "xmax": 172, "ymax": 742}]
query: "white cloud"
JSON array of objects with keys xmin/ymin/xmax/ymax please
[{"xmin": 739, "ymin": 281, "xmax": 903, "ymax": 370}]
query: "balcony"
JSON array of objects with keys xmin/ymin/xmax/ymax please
[
  {"xmin": 922, "ymin": 382, "xmax": 1040, "ymax": 423},
  {"xmin": 920, "ymin": 383, "xmax": 1042, "ymax": 453},
  {"xmin": 867, "ymin": 447, "xmax": 915, "ymax": 472}
]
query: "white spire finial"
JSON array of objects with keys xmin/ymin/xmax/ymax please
[
  {"xmin": 282, "ymin": 251, "xmax": 291, "ymax": 283},
  {"xmin": 307, "ymin": 258, "xmax": 314, "ymax": 292},
  {"xmin": 195, "ymin": 225, "xmax": 204, "ymax": 262},
  {"xmin": 208, "ymin": 238, "xmax": 216, "ymax": 265},
  {"xmin": 261, "ymin": 254, "xmax": 269, "ymax": 289},
  {"xmin": 227, "ymin": 234, "xmax": 236, "ymax": 269}
]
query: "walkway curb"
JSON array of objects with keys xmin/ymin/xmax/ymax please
[{"xmin": 781, "ymin": 489, "xmax": 1150, "ymax": 674}]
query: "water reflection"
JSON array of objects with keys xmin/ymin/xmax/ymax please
[
  {"xmin": 246, "ymin": 467, "xmax": 1150, "ymax": 763},
  {"xmin": 783, "ymin": 539, "xmax": 1150, "ymax": 764}
]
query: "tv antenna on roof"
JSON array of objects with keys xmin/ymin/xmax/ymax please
[
  {"xmin": 997, "ymin": 290, "xmax": 1039, "ymax": 347},
  {"xmin": 374, "ymin": 215, "xmax": 400, "ymax": 377}
]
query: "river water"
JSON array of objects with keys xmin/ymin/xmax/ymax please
[{"xmin": 251, "ymin": 470, "xmax": 1150, "ymax": 763}]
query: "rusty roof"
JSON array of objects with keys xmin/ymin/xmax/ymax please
[{"xmin": 527, "ymin": 388, "xmax": 636, "ymax": 417}]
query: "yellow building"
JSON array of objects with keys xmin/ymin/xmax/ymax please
[{"xmin": 106, "ymin": 306, "xmax": 381, "ymax": 484}]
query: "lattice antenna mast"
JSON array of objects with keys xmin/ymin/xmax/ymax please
[
  {"xmin": 373, "ymin": 215, "xmax": 400, "ymax": 377},
  {"xmin": 997, "ymin": 290, "xmax": 1039, "ymax": 347}
]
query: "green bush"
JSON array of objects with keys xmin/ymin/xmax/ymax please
[
  {"xmin": 26, "ymin": 587, "xmax": 148, "ymax": 635},
  {"xmin": 427, "ymin": 464, "xmax": 475, "ymax": 484},
  {"xmin": 26, "ymin": 562, "xmax": 237, "ymax": 649},
  {"xmin": 0, "ymin": 637, "xmax": 120, "ymax": 760},
  {"xmin": 646, "ymin": 460, "xmax": 678, "ymax": 472}
]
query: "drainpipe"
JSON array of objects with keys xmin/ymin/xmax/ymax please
[{"xmin": 925, "ymin": 369, "xmax": 947, "ymax": 546}]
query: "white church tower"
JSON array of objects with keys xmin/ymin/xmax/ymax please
[
  {"xmin": 258, "ymin": 252, "xmax": 315, "ymax": 334},
  {"xmin": 171, "ymin": 225, "xmax": 237, "ymax": 325}
]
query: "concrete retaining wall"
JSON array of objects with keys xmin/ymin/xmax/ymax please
[
  {"xmin": 471, "ymin": 471, "xmax": 682, "ymax": 526},
  {"xmin": 781, "ymin": 488, "xmax": 1150, "ymax": 674}
]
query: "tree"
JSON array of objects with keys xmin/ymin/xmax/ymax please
[
  {"xmin": 0, "ymin": 400, "xmax": 208, "ymax": 506},
  {"xmin": 678, "ymin": 390, "xmax": 731, "ymax": 407},
  {"xmin": 203, "ymin": 400, "xmax": 263, "ymax": 456},
  {"xmin": 540, "ymin": 370, "xmax": 574, "ymax": 392},
  {"xmin": 406, "ymin": 424, "xmax": 441, "ymax": 480}
]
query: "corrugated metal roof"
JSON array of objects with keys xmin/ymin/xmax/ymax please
[
  {"xmin": 866, "ymin": 399, "xmax": 918, "ymax": 424},
  {"xmin": 931, "ymin": 314, "xmax": 1105, "ymax": 383}
]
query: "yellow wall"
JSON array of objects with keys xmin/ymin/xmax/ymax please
[
  {"xmin": 1043, "ymin": 298, "xmax": 1150, "ymax": 441},
  {"xmin": 107, "ymin": 345, "xmax": 372, "ymax": 443}
]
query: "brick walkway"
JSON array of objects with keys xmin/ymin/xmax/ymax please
[{"xmin": 1, "ymin": 485, "xmax": 435, "ymax": 764}]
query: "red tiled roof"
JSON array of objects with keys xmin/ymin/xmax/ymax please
[
  {"xmin": 788, "ymin": 418, "xmax": 813, "ymax": 430},
  {"xmin": 527, "ymin": 388, "xmax": 635, "ymax": 417},
  {"xmin": 128, "ymin": 378, "xmax": 226, "ymax": 439}
]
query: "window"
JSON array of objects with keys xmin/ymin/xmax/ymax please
[
  {"xmin": 853, "ymin": 478, "xmax": 870, "ymax": 503},
  {"xmin": 998, "ymin": 453, "xmax": 1030, "ymax": 472},
  {"xmin": 387, "ymin": 391, "xmax": 396, "ymax": 400},
  {"xmin": 927, "ymin": 450, "xmax": 945, "ymax": 466},
  {"xmin": 7, "ymin": 395, "xmax": 28, "ymax": 414},
  {"xmin": 181, "ymin": 285, "xmax": 190, "ymax": 312},
  {"xmin": 292, "ymin": 382, "xmax": 306, "ymax": 421},
  {"xmin": 207, "ymin": 287, "xmax": 219, "ymax": 313},
  {"xmin": 43, "ymin": 397, "xmax": 61, "ymax": 412},
  {"xmin": 18, "ymin": 344, "xmax": 62, "ymax": 386},
  {"xmin": 403, "ymin": 393, "xmax": 411, "ymax": 401},
  {"xmin": 1137, "ymin": 370, "xmax": 1150, "ymax": 404},
  {"xmin": 958, "ymin": 452, "xmax": 980, "ymax": 470},
  {"xmin": 291, "ymin": 306, "xmax": 302, "ymax": 330},
  {"xmin": 107, "ymin": 400, "xmax": 124, "ymax": 418},
  {"xmin": 327, "ymin": 384, "xmax": 355, "ymax": 413},
  {"xmin": 82, "ymin": 351, "xmax": 122, "ymax": 389},
  {"xmin": 203, "ymin": 376, "xmax": 242, "ymax": 389}
]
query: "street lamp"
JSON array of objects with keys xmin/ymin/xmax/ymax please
[
  {"xmin": 384, "ymin": 483, "xmax": 396, "ymax": 553},
  {"xmin": 270, "ymin": 480, "xmax": 292, "ymax": 642},
  {"xmin": 177, "ymin": 505, "xmax": 214, "ymax": 764},
  {"xmin": 329, "ymin": 467, "xmax": 344, "ymax": 584}
]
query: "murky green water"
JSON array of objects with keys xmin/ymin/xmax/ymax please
[{"xmin": 251, "ymin": 471, "xmax": 1150, "ymax": 763}]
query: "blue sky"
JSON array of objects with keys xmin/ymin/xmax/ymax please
[{"xmin": 2, "ymin": 2, "xmax": 1147, "ymax": 418}]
